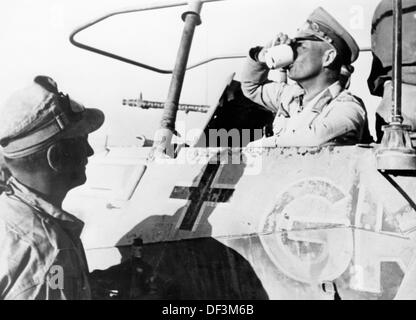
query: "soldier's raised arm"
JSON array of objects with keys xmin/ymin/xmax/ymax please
[{"xmin": 240, "ymin": 33, "xmax": 293, "ymax": 113}]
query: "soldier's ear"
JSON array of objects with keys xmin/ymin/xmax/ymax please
[
  {"xmin": 322, "ymin": 48, "xmax": 337, "ymax": 67},
  {"xmin": 46, "ymin": 144, "xmax": 63, "ymax": 173}
]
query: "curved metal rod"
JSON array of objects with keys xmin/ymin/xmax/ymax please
[
  {"xmin": 69, "ymin": 0, "xmax": 372, "ymax": 74},
  {"xmin": 187, "ymin": 53, "xmax": 246, "ymax": 69},
  {"xmin": 69, "ymin": 0, "xmax": 225, "ymax": 74},
  {"xmin": 186, "ymin": 47, "xmax": 372, "ymax": 70}
]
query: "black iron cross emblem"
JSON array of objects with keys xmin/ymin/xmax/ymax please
[{"xmin": 170, "ymin": 162, "xmax": 234, "ymax": 231}]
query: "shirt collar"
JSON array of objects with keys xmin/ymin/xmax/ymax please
[
  {"xmin": 5, "ymin": 176, "xmax": 84, "ymax": 238},
  {"xmin": 327, "ymin": 81, "xmax": 343, "ymax": 97},
  {"xmin": 309, "ymin": 81, "xmax": 342, "ymax": 113}
]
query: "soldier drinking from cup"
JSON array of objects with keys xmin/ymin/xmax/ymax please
[{"xmin": 242, "ymin": 7, "xmax": 372, "ymax": 147}]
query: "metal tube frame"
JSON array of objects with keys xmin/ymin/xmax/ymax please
[
  {"xmin": 69, "ymin": 0, "xmax": 226, "ymax": 74},
  {"xmin": 391, "ymin": 0, "xmax": 403, "ymax": 124},
  {"xmin": 375, "ymin": 0, "xmax": 416, "ymax": 171},
  {"xmin": 160, "ymin": 1, "xmax": 203, "ymax": 133},
  {"xmin": 69, "ymin": 0, "xmax": 370, "ymax": 74}
]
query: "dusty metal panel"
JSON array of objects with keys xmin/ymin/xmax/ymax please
[{"xmin": 65, "ymin": 145, "xmax": 416, "ymax": 299}]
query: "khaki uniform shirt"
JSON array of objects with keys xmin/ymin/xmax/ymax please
[
  {"xmin": 241, "ymin": 56, "xmax": 369, "ymax": 146},
  {"xmin": 0, "ymin": 177, "xmax": 91, "ymax": 300}
]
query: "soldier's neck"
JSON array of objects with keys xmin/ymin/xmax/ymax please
[
  {"xmin": 13, "ymin": 171, "xmax": 67, "ymax": 208},
  {"xmin": 299, "ymin": 76, "xmax": 337, "ymax": 103}
]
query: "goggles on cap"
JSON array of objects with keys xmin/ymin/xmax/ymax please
[
  {"xmin": 297, "ymin": 19, "xmax": 353, "ymax": 65},
  {"xmin": 297, "ymin": 20, "xmax": 335, "ymax": 45},
  {"xmin": 34, "ymin": 76, "xmax": 85, "ymax": 127},
  {"xmin": 1, "ymin": 76, "xmax": 86, "ymax": 159},
  {"xmin": 293, "ymin": 35, "xmax": 324, "ymax": 43}
]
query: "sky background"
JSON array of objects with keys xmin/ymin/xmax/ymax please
[{"xmin": 0, "ymin": 0, "xmax": 382, "ymax": 150}]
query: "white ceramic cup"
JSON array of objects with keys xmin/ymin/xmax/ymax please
[{"xmin": 264, "ymin": 44, "xmax": 294, "ymax": 70}]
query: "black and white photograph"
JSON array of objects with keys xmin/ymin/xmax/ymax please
[{"xmin": 1, "ymin": 0, "xmax": 416, "ymax": 306}]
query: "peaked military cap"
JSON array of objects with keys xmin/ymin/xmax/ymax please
[
  {"xmin": 0, "ymin": 76, "xmax": 105, "ymax": 159},
  {"xmin": 295, "ymin": 7, "xmax": 360, "ymax": 64}
]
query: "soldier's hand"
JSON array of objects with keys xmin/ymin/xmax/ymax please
[
  {"xmin": 258, "ymin": 33, "xmax": 292, "ymax": 63},
  {"xmin": 267, "ymin": 33, "xmax": 292, "ymax": 48}
]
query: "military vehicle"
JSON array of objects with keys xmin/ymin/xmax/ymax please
[{"xmin": 2, "ymin": 0, "xmax": 415, "ymax": 300}]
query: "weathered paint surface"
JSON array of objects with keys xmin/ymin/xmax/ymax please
[{"xmin": 65, "ymin": 145, "xmax": 416, "ymax": 299}]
